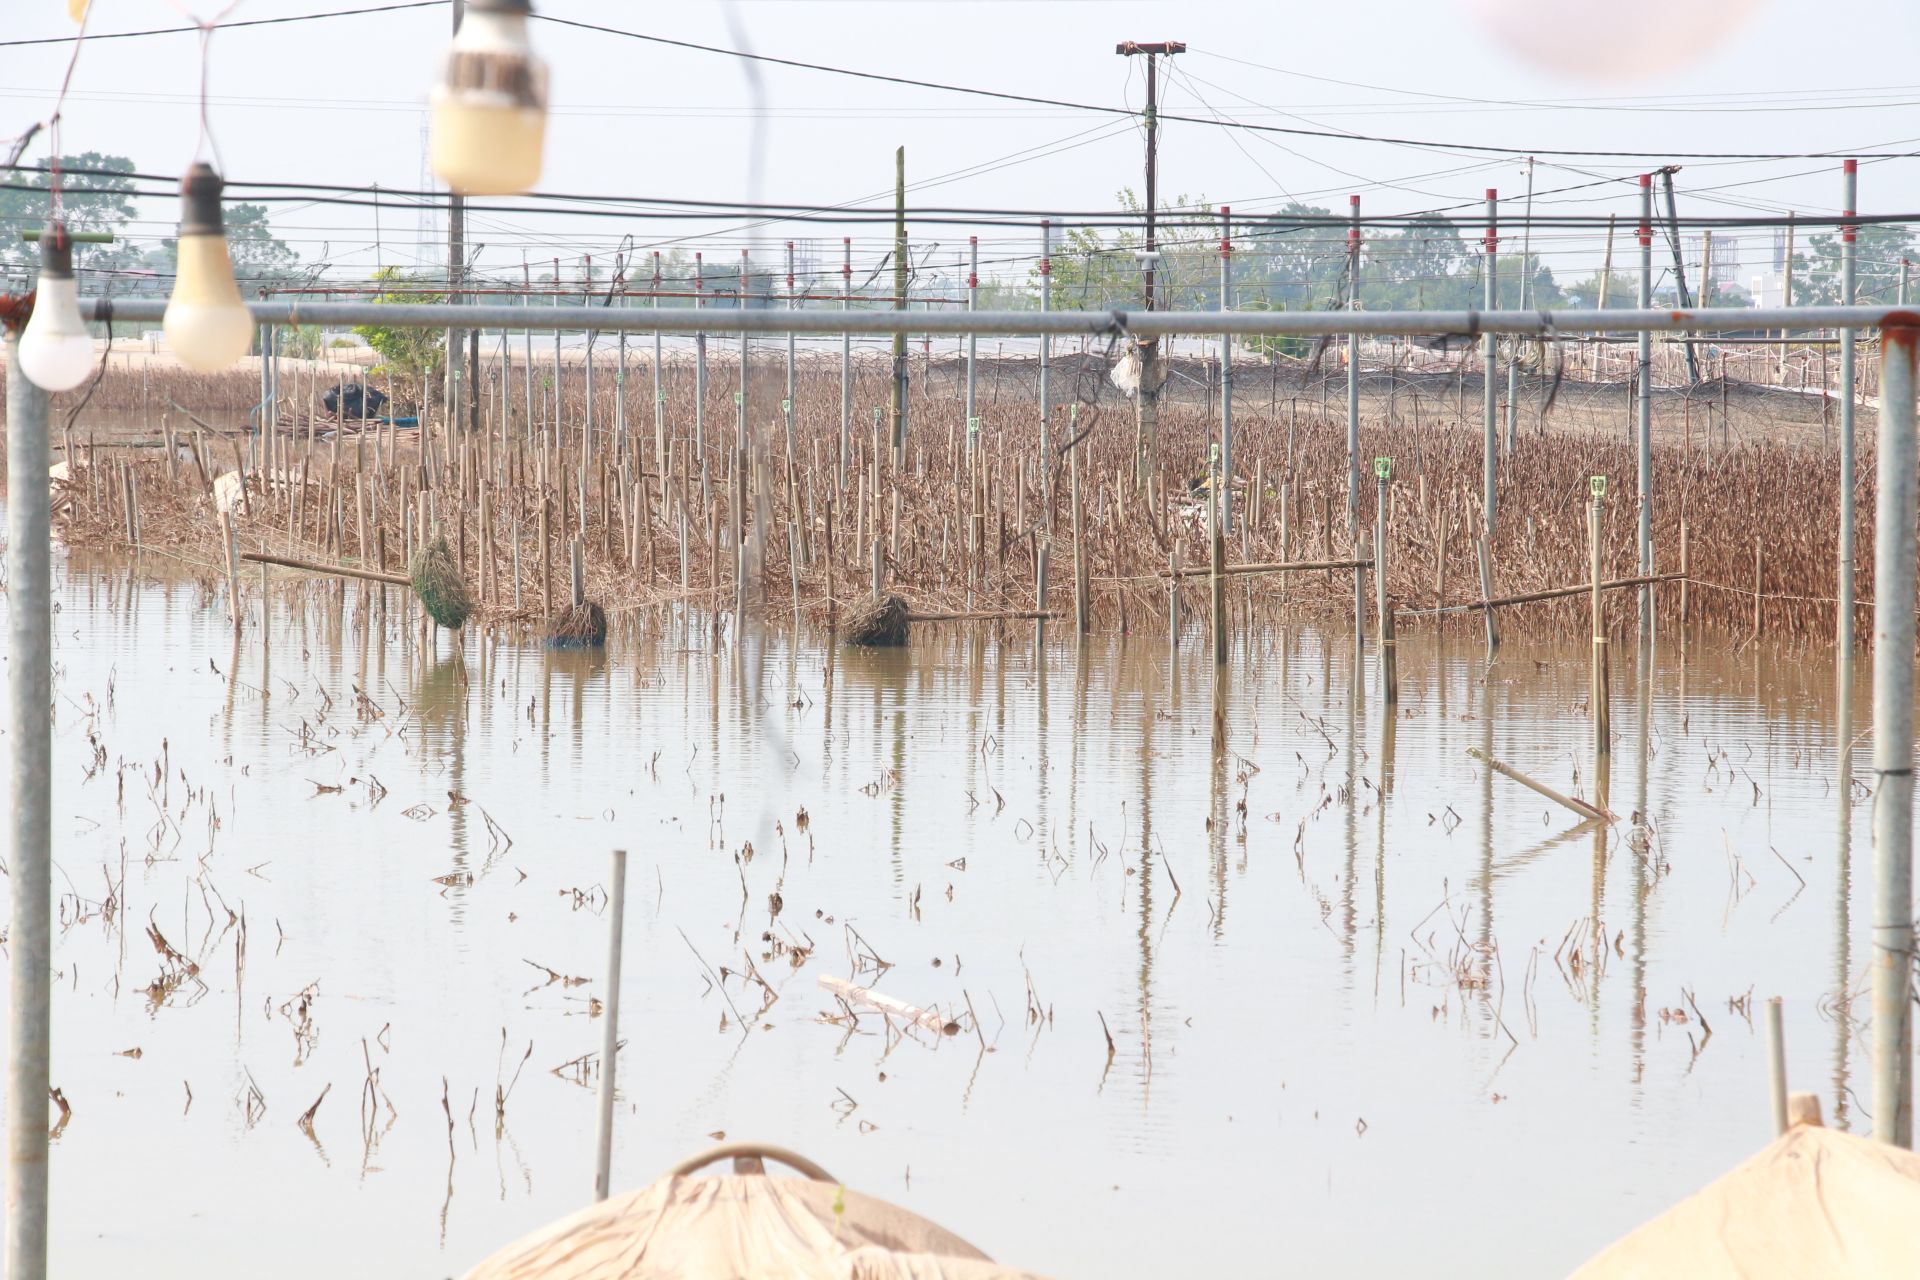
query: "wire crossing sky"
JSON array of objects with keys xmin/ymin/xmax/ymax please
[{"xmin": 2, "ymin": 0, "xmax": 1918, "ymax": 292}]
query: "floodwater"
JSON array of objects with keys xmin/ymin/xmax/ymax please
[{"xmin": 0, "ymin": 546, "xmax": 1880, "ymax": 1278}]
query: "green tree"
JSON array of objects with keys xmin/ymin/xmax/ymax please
[
  {"xmin": 1358, "ymin": 215, "xmax": 1472, "ymax": 310},
  {"xmin": 1562, "ymin": 271, "xmax": 1641, "ymax": 308},
  {"xmin": 1028, "ymin": 188, "xmax": 1220, "ymax": 310},
  {"xmin": 1790, "ymin": 225, "xmax": 1917, "ymax": 306},
  {"xmin": 1490, "ymin": 252, "xmax": 1562, "ymax": 308},
  {"xmin": 0, "ymin": 152, "xmax": 141, "ymax": 274},
  {"xmin": 1237, "ymin": 300, "xmax": 1312, "ymax": 361},
  {"xmin": 155, "ymin": 200, "xmax": 298, "ymax": 293},
  {"xmin": 353, "ymin": 267, "xmax": 445, "ymax": 377}
]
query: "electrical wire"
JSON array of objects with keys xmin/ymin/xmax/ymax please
[
  {"xmin": 4, "ymin": 165, "xmax": 1907, "ymax": 232},
  {"xmin": 0, "ymin": 0, "xmax": 445, "ymax": 48},
  {"xmin": 524, "ymin": 11, "xmax": 1920, "ymax": 161}
]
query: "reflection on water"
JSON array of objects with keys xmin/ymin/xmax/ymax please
[{"xmin": 1, "ymin": 548, "xmax": 1880, "ymax": 1279}]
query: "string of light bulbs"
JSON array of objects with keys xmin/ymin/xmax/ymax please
[{"xmin": 15, "ymin": 0, "xmax": 549, "ymax": 391}]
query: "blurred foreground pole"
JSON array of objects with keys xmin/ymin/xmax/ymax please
[
  {"xmin": 1872, "ymin": 321, "xmax": 1917, "ymax": 1148},
  {"xmin": 1838, "ymin": 160, "xmax": 1859, "ymax": 664},
  {"xmin": 594, "ymin": 849, "xmax": 630, "ymax": 1201},
  {"xmin": 5, "ymin": 329, "xmax": 54, "ymax": 1280}
]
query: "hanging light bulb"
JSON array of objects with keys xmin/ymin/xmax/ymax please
[
  {"xmin": 17, "ymin": 223, "xmax": 96, "ymax": 393},
  {"xmin": 164, "ymin": 163, "xmax": 254, "ymax": 373},
  {"xmin": 430, "ymin": 0, "xmax": 547, "ymax": 195}
]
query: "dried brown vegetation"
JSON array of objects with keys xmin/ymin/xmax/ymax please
[{"xmin": 13, "ymin": 349, "xmax": 1901, "ymax": 647}]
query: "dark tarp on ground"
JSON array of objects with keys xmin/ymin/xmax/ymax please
[{"xmin": 321, "ymin": 382, "xmax": 387, "ymax": 419}]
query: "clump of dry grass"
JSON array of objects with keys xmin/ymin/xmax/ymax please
[
  {"xmin": 543, "ymin": 601, "xmax": 606, "ymax": 647},
  {"xmin": 842, "ymin": 593, "xmax": 908, "ymax": 647},
  {"xmin": 409, "ymin": 530, "xmax": 473, "ymax": 629}
]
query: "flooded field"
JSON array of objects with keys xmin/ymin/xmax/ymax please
[{"xmin": 4, "ymin": 547, "xmax": 1873, "ymax": 1278}]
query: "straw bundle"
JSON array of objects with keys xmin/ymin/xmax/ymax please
[
  {"xmin": 409, "ymin": 530, "xmax": 474, "ymax": 630},
  {"xmin": 842, "ymin": 593, "xmax": 909, "ymax": 647}
]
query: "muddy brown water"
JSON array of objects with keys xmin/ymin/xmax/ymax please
[{"xmin": 0, "ymin": 544, "xmax": 1881, "ymax": 1277}]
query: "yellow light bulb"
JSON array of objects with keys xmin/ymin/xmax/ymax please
[
  {"xmin": 430, "ymin": 0, "xmax": 547, "ymax": 195},
  {"xmin": 164, "ymin": 164, "xmax": 254, "ymax": 373}
]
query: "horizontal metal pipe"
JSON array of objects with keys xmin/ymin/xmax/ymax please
[{"xmin": 80, "ymin": 299, "xmax": 1920, "ymax": 338}]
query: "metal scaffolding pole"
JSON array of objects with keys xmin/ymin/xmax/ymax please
[
  {"xmin": 1840, "ymin": 159, "xmax": 1859, "ymax": 664},
  {"xmin": 79, "ymin": 298, "xmax": 1917, "ymax": 338},
  {"xmin": 5, "ymin": 329, "xmax": 53, "ymax": 1280},
  {"xmin": 965, "ymin": 235, "xmax": 979, "ymax": 458},
  {"xmin": 1347, "ymin": 194, "xmax": 1361, "ymax": 533},
  {"xmin": 1482, "ymin": 190, "xmax": 1498, "ymax": 533},
  {"xmin": 1220, "ymin": 206, "xmax": 1234, "ymax": 535},
  {"xmin": 1872, "ymin": 322, "xmax": 1918, "ymax": 1148},
  {"xmin": 1638, "ymin": 174, "xmax": 1654, "ymax": 633}
]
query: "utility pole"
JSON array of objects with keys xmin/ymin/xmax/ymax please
[
  {"xmin": 891, "ymin": 146, "xmax": 907, "ymax": 462},
  {"xmin": 1117, "ymin": 38, "xmax": 1184, "ymax": 487},
  {"xmin": 445, "ymin": 0, "xmax": 467, "ymax": 433},
  {"xmin": 1657, "ymin": 166, "xmax": 1703, "ymax": 384}
]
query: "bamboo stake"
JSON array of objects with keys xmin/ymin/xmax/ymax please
[{"xmin": 1468, "ymin": 748, "xmax": 1609, "ymax": 822}]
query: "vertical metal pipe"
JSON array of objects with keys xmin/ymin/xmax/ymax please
[
  {"xmin": 551, "ymin": 257, "xmax": 562, "ymax": 452},
  {"xmin": 521, "ymin": 256, "xmax": 533, "ymax": 443},
  {"xmin": 966, "ymin": 235, "xmax": 979, "ymax": 458},
  {"xmin": 737, "ymin": 248, "xmax": 751, "ymax": 617},
  {"xmin": 257, "ymin": 322, "xmax": 271, "ymax": 472},
  {"xmin": 892, "ymin": 146, "xmax": 908, "ymax": 461},
  {"xmin": 5, "ymin": 330, "xmax": 53, "ymax": 1280},
  {"xmin": 585, "ymin": 259, "xmax": 597, "ymax": 468},
  {"xmin": 1839, "ymin": 160, "xmax": 1859, "ymax": 664},
  {"xmin": 1347, "ymin": 194, "xmax": 1361, "ymax": 532},
  {"xmin": 1767, "ymin": 997, "xmax": 1789, "ymax": 1138},
  {"xmin": 1637, "ymin": 175, "xmax": 1654, "ymax": 633},
  {"xmin": 1482, "ymin": 189, "xmax": 1498, "ymax": 533},
  {"xmin": 1871, "ymin": 321, "xmax": 1917, "ymax": 1147},
  {"xmin": 593, "ymin": 848, "xmax": 629, "ymax": 1201},
  {"xmin": 785, "ymin": 240, "xmax": 797, "ymax": 453},
  {"xmin": 1039, "ymin": 221, "xmax": 1052, "ymax": 476},
  {"xmin": 1220, "ymin": 206, "xmax": 1234, "ymax": 535},
  {"xmin": 652, "ymin": 252, "xmax": 664, "ymax": 484},
  {"xmin": 615, "ymin": 260, "xmax": 628, "ymax": 466},
  {"xmin": 694, "ymin": 253, "xmax": 709, "ymax": 507},
  {"xmin": 840, "ymin": 238, "xmax": 851, "ymax": 491},
  {"xmin": 445, "ymin": 0, "xmax": 467, "ymax": 441},
  {"xmin": 739, "ymin": 247, "xmax": 751, "ymax": 455}
]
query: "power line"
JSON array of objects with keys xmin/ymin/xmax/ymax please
[
  {"xmin": 0, "ymin": 1, "xmax": 446, "ymax": 49},
  {"xmin": 5, "ymin": 165, "xmax": 1908, "ymax": 232},
  {"xmin": 527, "ymin": 12, "xmax": 1920, "ymax": 161}
]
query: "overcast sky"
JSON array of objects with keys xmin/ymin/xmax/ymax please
[{"xmin": 5, "ymin": 0, "xmax": 1920, "ymax": 291}]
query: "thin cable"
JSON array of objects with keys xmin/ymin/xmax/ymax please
[
  {"xmin": 11, "ymin": 163, "xmax": 1903, "ymax": 231},
  {"xmin": 166, "ymin": 3, "xmax": 245, "ymax": 170},
  {"xmin": 527, "ymin": 12, "xmax": 1920, "ymax": 161},
  {"xmin": 44, "ymin": 0, "xmax": 97, "ymax": 217},
  {"xmin": 0, "ymin": 1, "xmax": 444, "ymax": 48}
]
